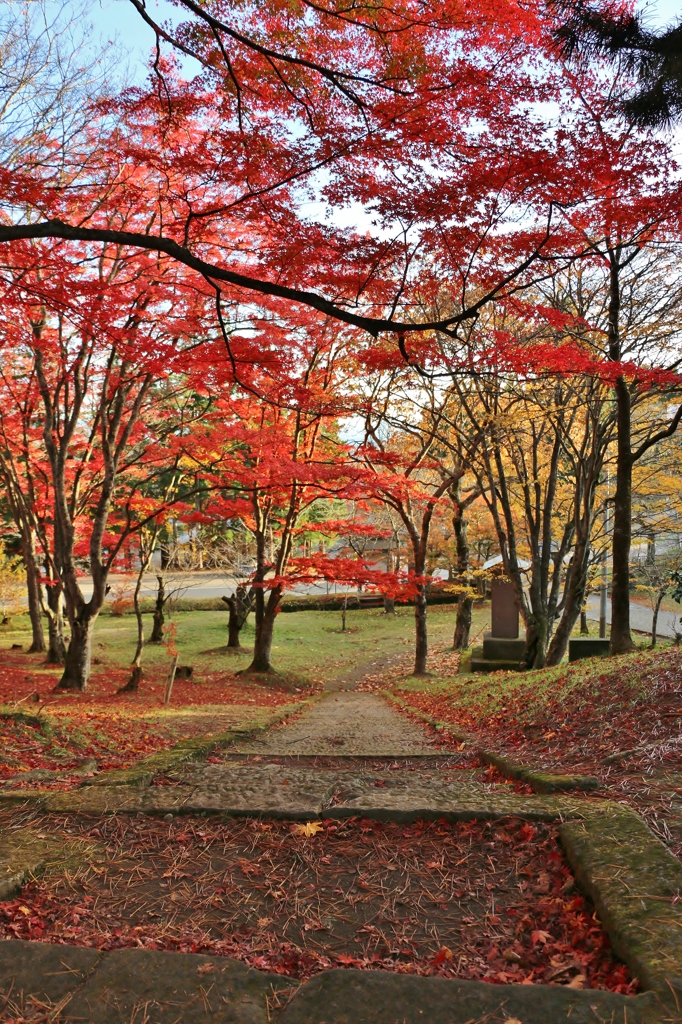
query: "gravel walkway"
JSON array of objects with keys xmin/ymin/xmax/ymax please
[{"xmin": 232, "ymin": 692, "xmax": 440, "ymax": 756}]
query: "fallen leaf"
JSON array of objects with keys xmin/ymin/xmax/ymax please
[
  {"xmin": 567, "ymin": 974, "xmax": 586, "ymax": 989},
  {"xmin": 293, "ymin": 821, "xmax": 324, "ymax": 837}
]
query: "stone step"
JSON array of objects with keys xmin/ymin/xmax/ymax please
[{"xmin": 0, "ymin": 941, "xmax": 661, "ymax": 1023}]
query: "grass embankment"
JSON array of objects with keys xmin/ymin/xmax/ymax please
[{"xmin": 388, "ymin": 644, "xmax": 682, "ymax": 857}]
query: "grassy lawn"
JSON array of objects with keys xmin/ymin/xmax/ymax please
[{"xmin": 0, "ymin": 600, "xmax": 490, "ymax": 693}]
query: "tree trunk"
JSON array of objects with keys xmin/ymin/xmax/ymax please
[
  {"xmin": 55, "ymin": 613, "xmax": 95, "ymax": 691},
  {"xmin": 546, "ymin": 536, "xmax": 592, "ymax": 666},
  {"xmin": 119, "ymin": 563, "xmax": 147, "ymax": 692},
  {"xmin": 651, "ymin": 593, "xmax": 664, "ymax": 649},
  {"xmin": 22, "ymin": 535, "xmax": 45, "ymax": 654},
  {"xmin": 222, "ymin": 586, "xmax": 254, "ymax": 649},
  {"xmin": 383, "ymin": 595, "xmax": 395, "ymax": 615},
  {"xmin": 228, "ymin": 613, "xmax": 242, "ymax": 648},
  {"xmin": 451, "ymin": 486, "xmax": 472, "ymax": 649},
  {"xmin": 522, "ymin": 614, "xmax": 550, "ymax": 670},
  {"xmin": 580, "ymin": 607, "xmax": 589, "ymax": 634},
  {"xmin": 120, "ymin": 664, "xmax": 143, "ymax": 693},
  {"xmin": 611, "ymin": 377, "xmax": 635, "ymax": 654},
  {"xmin": 413, "ymin": 585, "xmax": 428, "ymax": 675},
  {"xmin": 248, "ymin": 596, "xmax": 278, "ymax": 672},
  {"xmin": 45, "ymin": 581, "xmax": 66, "ymax": 665},
  {"xmin": 150, "ymin": 575, "xmax": 165, "ymax": 643},
  {"xmin": 453, "ymin": 596, "xmax": 473, "ymax": 650}
]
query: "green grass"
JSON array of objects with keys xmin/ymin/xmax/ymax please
[
  {"xmin": 0, "ymin": 602, "xmax": 489, "ymax": 687},
  {"xmin": 392, "ymin": 639, "xmax": 675, "ymax": 722}
]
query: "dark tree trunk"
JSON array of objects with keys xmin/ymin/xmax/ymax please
[
  {"xmin": 413, "ymin": 585, "xmax": 428, "ymax": 675},
  {"xmin": 45, "ymin": 580, "xmax": 66, "ymax": 665},
  {"xmin": 453, "ymin": 597, "xmax": 473, "ymax": 650},
  {"xmin": 150, "ymin": 575, "xmax": 166, "ymax": 643},
  {"xmin": 383, "ymin": 595, "xmax": 395, "ymax": 615},
  {"xmin": 522, "ymin": 615, "xmax": 550, "ymax": 670},
  {"xmin": 452, "ymin": 490, "xmax": 472, "ymax": 650},
  {"xmin": 56, "ymin": 614, "xmax": 95, "ymax": 691},
  {"xmin": 222, "ymin": 585, "xmax": 255, "ymax": 648},
  {"xmin": 228, "ymin": 615, "xmax": 242, "ymax": 648},
  {"xmin": 119, "ymin": 555, "xmax": 151, "ymax": 692},
  {"xmin": 22, "ymin": 535, "xmax": 45, "ymax": 654},
  {"xmin": 546, "ymin": 533, "xmax": 593, "ymax": 666},
  {"xmin": 248, "ymin": 592, "xmax": 278, "ymax": 672},
  {"xmin": 580, "ymin": 607, "xmax": 589, "ymax": 634},
  {"xmin": 119, "ymin": 664, "xmax": 143, "ymax": 693},
  {"xmin": 611, "ymin": 378, "xmax": 635, "ymax": 654}
]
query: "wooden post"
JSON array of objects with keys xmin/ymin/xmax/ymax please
[{"xmin": 163, "ymin": 654, "xmax": 179, "ymax": 705}]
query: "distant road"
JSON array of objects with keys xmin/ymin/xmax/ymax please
[
  {"xmin": 43, "ymin": 574, "xmax": 682, "ymax": 638},
  {"xmin": 76, "ymin": 572, "xmax": 353, "ymax": 602},
  {"xmin": 585, "ymin": 594, "xmax": 680, "ymax": 639}
]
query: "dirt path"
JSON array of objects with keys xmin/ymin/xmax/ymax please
[
  {"xmin": 324, "ymin": 650, "xmax": 408, "ymax": 692},
  {"xmin": 232, "ymin": 691, "xmax": 439, "ymax": 756}
]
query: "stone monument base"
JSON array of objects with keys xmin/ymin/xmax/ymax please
[{"xmin": 471, "ymin": 633, "xmax": 526, "ymax": 673}]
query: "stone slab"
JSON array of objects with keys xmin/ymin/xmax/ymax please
[
  {"xmin": 44, "ymin": 786, "xmax": 148, "ymax": 815},
  {"xmin": 0, "ymin": 940, "xmax": 102, "ymax": 1009},
  {"xmin": 326, "ymin": 773, "xmax": 582, "ymax": 823},
  {"xmin": 159, "ymin": 765, "xmax": 584, "ymax": 822},
  {"xmin": 0, "ymin": 829, "xmax": 61, "ymax": 899},
  {"xmin": 561, "ymin": 807, "xmax": 682, "ymax": 992},
  {"xmin": 491, "ymin": 579, "xmax": 519, "ymax": 638},
  {"xmin": 569, "ymin": 637, "xmax": 611, "ymax": 662},
  {"xmin": 38, "ymin": 766, "xmax": 591, "ymax": 823},
  {"xmin": 278, "ymin": 968, "xmax": 661, "ymax": 1024},
  {"xmin": 175, "ymin": 766, "xmax": 336, "ymax": 818},
  {"xmin": 471, "ymin": 650, "xmax": 525, "ymax": 673},
  {"xmin": 66, "ymin": 947, "xmax": 289, "ymax": 1024},
  {"xmin": 482, "ymin": 633, "xmax": 526, "ymax": 661}
]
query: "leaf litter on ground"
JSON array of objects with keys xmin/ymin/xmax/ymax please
[
  {"xmin": 386, "ymin": 645, "xmax": 682, "ymax": 857},
  {"xmin": 0, "ymin": 809, "xmax": 636, "ymax": 995}
]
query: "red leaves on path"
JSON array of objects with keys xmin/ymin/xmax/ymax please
[{"xmin": 0, "ymin": 813, "xmax": 635, "ymax": 994}]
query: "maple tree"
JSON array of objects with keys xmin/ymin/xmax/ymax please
[
  {"xmin": 0, "ymin": 229, "xmax": 215, "ymax": 691},
  {"xmin": 539, "ymin": 63, "xmax": 682, "ymax": 654},
  {"xmin": 0, "ymin": 0, "xmax": 600, "ymax": 351},
  {"xmin": 352, "ymin": 355, "xmax": 478, "ymax": 675},
  {"xmin": 0, "ymin": 344, "xmax": 69, "ymax": 661},
  {"xmin": 180, "ymin": 318, "xmax": 382, "ymax": 673}
]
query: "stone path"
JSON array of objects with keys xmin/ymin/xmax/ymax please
[
  {"xmin": 1, "ymin": 678, "xmax": 679, "ymax": 1022},
  {"xmin": 232, "ymin": 692, "xmax": 440, "ymax": 756}
]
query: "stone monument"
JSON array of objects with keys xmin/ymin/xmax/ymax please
[{"xmin": 471, "ymin": 577, "xmax": 526, "ymax": 672}]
